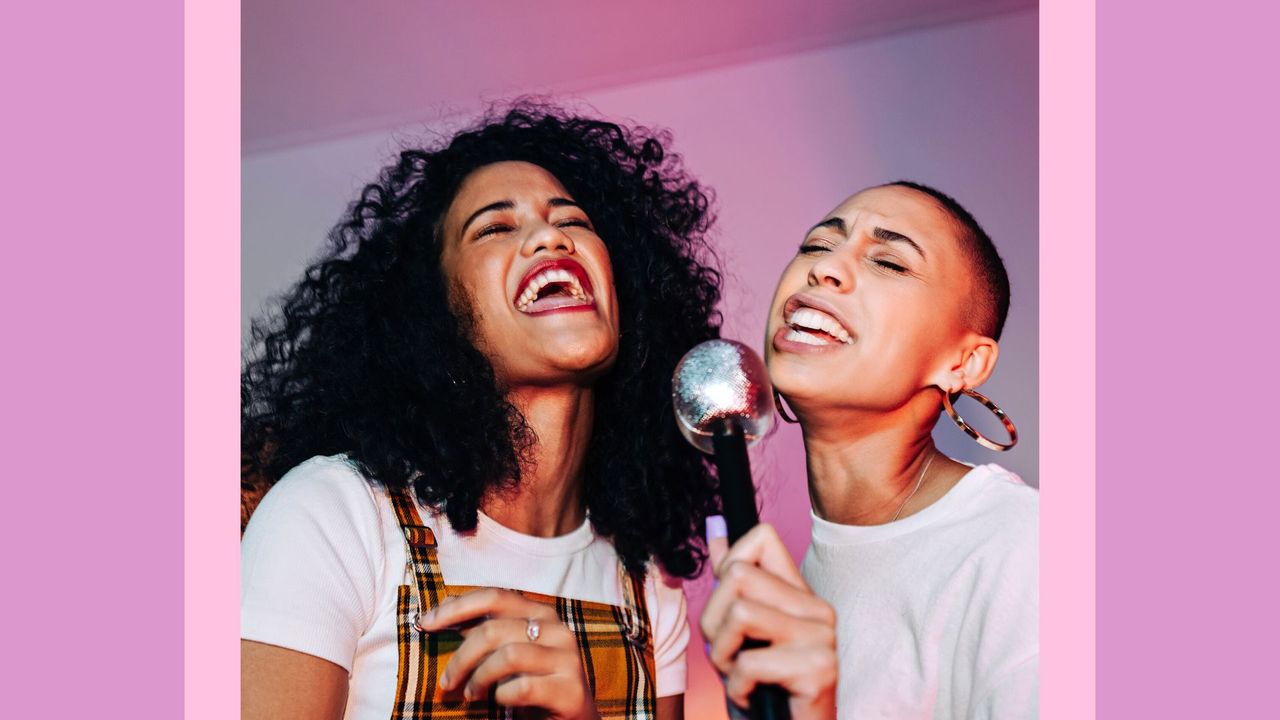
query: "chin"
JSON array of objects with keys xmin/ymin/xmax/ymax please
[
  {"xmin": 544, "ymin": 336, "xmax": 618, "ymax": 376},
  {"xmin": 779, "ymin": 372, "xmax": 918, "ymax": 417},
  {"xmin": 772, "ymin": 356, "xmax": 872, "ymax": 408},
  {"xmin": 768, "ymin": 371, "xmax": 819, "ymax": 407}
]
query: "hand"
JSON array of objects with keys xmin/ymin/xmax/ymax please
[
  {"xmin": 700, "ymin": 522, "xmax": 838, "ymax": 720},
  {"xmin": 416, "ymin": 588, "xmax": 599, "ymax": 720}
]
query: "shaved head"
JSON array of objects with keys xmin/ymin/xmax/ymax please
[{"xmin": 886, "ymin": 181, "xmax": 1010, "ymax": 340}]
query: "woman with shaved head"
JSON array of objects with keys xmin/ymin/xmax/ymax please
[{"xmin": 702, "ymin": 181, "xmax": 1037, "ymax": 720}]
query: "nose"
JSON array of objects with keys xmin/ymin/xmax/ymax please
[
  {"xmin": 808, "ymin": 248, "xmax": 853, "ymax": 292},
  {"xmin": 521, "ymin": 220, "xmax": 575, "ymax": 257}
]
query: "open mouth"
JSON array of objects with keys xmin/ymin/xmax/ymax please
[
  {"xmin": 513, "ymin": 259, "xmax": 596, "ymax": 314},
  {"xmin": 782, "ymin": 299, "xmax": 853, "ymax": 346}
]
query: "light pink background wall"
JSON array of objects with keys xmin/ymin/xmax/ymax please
[{"xmin": 242, "ymin": 10, "xmax": 1037, "ymax": 716}]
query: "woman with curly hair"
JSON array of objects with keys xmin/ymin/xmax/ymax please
[{"xmin": 240, "ymin": 103, "xmax": 722, "ymax": 720}]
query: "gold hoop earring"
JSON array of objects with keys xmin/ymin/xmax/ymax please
[
  {"xmin": 942, "ymin": 388, "xmax": 1018, "ymax": 451},
  {"xmin": 774, "ymin": 389, "xmax": 799, "ymax": 424}
]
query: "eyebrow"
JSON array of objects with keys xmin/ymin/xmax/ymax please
[
  {"xmin": 459, "ymin": 197, "xmax": 583, "ymax": 236},
  {"xmin": 547, "ymin": 197, "xmax": 582, "ymax": 210},
  {"xmin": 460, "ymin": 200, "xmax": 514, "ymax": 236},
  {"xmin": 872, "ymin": 226, "xmax": 926, "ymax": 258},
  {"xmin": 805, "ymin": 217, "xmax": 926, "ymax": 259},
  {"xmin": 806, "ymin": 217, "xmax": 846, "ymax": 236}
]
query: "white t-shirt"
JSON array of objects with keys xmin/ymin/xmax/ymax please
[
  {"xmin": 241, "ymin": 455, "xmax": 689, "ymax": 720},
  {"xmin": 801, "ymin": 464, "xmax": 1038, "ymax": 720}
]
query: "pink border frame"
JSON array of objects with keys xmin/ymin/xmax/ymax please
[
  {"xmin": 185, "ymin": 0, "xmax": 240, "ymax": 716},
  {"xmin": 184, "ymin": 1, "xmax": 1097, "ymax": 716},
  {"xmin": 1039, "ymin": 0, "xmax": 1096, "ymax": 717}
]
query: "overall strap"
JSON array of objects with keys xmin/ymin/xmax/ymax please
[
  {"xmin": 615, "ymin": 566, "xmax": 657, "ymax": 719},
  {"xmin": 386, "ymin": 487, "xmax": 444, "ymax": 612},
  {"xmin": 388, "ymin": 488, "xmax": 457, "ymax": 720},
  {"xmin": 620, "ymin": 566, "xmax": 653, "ymax": 652}
]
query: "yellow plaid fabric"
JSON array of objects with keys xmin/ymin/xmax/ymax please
[{"xmin": 388, "ymin": 489, "xmax": 657, "ymax": 720}]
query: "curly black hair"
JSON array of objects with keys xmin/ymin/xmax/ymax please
[{"xmin": 242, "ymin": 101, "xmax": 723, "ymax": 577}]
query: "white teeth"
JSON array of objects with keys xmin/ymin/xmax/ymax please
[
  {"xmin": 785, "ymin": 328, "xmax": 830, "ymax": 345},
  {"xmin": 785, "ymin": 307, "xmax": 852, "ymax": 344},
  {"xmin": 515, "ymin": 267, "xmax": 588, "ymax": 312}
]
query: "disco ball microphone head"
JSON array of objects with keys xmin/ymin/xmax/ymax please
[
  {"xmin": 672, "ymin": 338, "xmax": 792, "ymax": 720},
  {"xmin": 671, "ymin": 339, "xmax": 775, "ymax": 455}
]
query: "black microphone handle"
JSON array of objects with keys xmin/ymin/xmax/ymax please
[
  {"xmin": 711, "ymin": 421, "xmax": 792, "ymax": 720},
  {"xmin": 711, "ymin": 419, "xmax": 760, "ymax": 543}
]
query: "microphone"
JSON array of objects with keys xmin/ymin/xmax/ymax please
[
  {"xmin": 672, "ymin": 339, "xmax": 790, "ymax": 720},
  {"xmin": 672, "ymin": 339, "xmax": 774, "ymax": 539}
]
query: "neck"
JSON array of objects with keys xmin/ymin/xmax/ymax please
[
  {"xmin": 795, "ymin": 395, "xmax": 968, "ymax": 525},
  {"xmin": 481, "ymin": 383, "xmax": 594, "ymax": 537}
]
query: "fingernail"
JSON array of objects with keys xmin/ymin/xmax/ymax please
[
  {"xmin": 463, "ymin": 686, "xmax": 474, "ymax": 701},
  {"xmin": 415, "ymin": 610, "xmax": 435, "ymax": 630},
  {"xmin": 440, "ymin": 670, "xmax": 451, "ymax": 689},
  {"xmin": 706, "ymin": 515, "xmax": 727, "ymax": 542}
]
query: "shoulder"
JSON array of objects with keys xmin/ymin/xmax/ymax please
[
  {"xmin": 272, "ymin": 454, "xmax": 376, "ymax": 498},
  {"xmin": 258, "ymin": 455, "xmax": 381, "ymax": 519},
  {"xmin": 644, "ymin": 564, "xmax": 688, "ymax": 618},
  {"xmin": 244, "ymin": 454, "xmax": 389, "ymax": 549},
  {"xmin": 642, "ymin": 564, "xmax": 690, "ymax": 697},
  {"xmin": 936, "ymin": 465, "xmax": 1038, "ymax": 578},
  {"xmin": 241, "ymin": 455, "xmax": 393, "ymax": 670},
  {"xmin": 951, "ymin": 468, "xmax": 1040, "ymax": 700},
  {"xmin": 967, "ymin": 464, "xmax": 1039, "ymax": 538}
]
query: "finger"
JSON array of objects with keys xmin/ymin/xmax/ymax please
[
  {"xmin": 706, "ymin": 515, "xmax": 730, "ymax": 573},
  {"xmin": 716, "ymin": 524, "xmax": 807, "ymax": 590},
  {"xmin": 492, "ymin": 673, "xmax": 588, "ymax": 716},
  {"xmin": 440, "ymin": 618, "xmax": 569, "ymax": 691},
  {"xmin": 462, "ymin": 642, "xmax": 565, "ymax": 701},
  {"xmin": 700, "ymin": 560, "xmax": 835, "ymax": 642},
  {"xmin": 706, "ymin": 597, "xmax": 835, "ymax": 674},
  {"xmin": 723, "ymin": 645, "xmax": 839, "ymax": 710},
  {"xmin": 418, "ymin": 588, "xmax": 557, "ymax": 632}
]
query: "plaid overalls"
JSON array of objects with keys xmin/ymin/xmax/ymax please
[{"xmin": 387, "ymin": 488, "xmax": 658, "ymax": 720}]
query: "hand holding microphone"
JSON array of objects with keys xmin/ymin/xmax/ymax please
[
  {"xmin": 673, "ymin": 341, "xmax": 837, "ymax": 720},
  {"xmin": 701, "ymin": 523, "xmax": 839, "ymax": 720}
]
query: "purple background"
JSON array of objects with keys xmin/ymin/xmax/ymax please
[
  {"xmin": 1097, "ymin": 0, "xmax": 1279, "ymax": 717},
  {"xmin": 3, "ymin": 0, "xmax": 183, "ymax": 716},
  {"xmin": 240, "ymin": 11, "xmax": 1038, "ymax": 715}
]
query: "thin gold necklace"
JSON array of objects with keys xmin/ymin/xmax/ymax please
[{"xmin": 891, "ymin": 451, "xmax": 937, "ymax": 522}]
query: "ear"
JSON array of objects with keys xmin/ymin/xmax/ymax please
[{"xmin": 928, "ymin": 333, "xmax": 1000, "ymax": 395}]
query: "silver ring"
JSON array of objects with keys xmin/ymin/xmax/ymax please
[{"xmin": 525, "ymin": 617, "xmax": 541, "ymax": 642}]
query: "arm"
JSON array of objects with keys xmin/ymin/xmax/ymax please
[
  {"xmin": 649, "ymin": 568, "xmax": 691, "ymax": 718},
  {"xmin": 241, "ymin": 640, "xmax": 348, "ymax": 720},
  {"xmin": 699, "ymin": 524, "xmax": 838, "ymax": 720},
  {"xmin": 240, "ymin": 460, "xmax": 383, "ymax": 719}
]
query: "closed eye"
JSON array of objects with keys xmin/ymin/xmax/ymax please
[
  {"xmin": 476, "ymin": 223, "xmax": 513, "ymax": 238},
  {"xmin": 874, "ymin": 259, "xmax": 909, "ymax": 273},
  {"xmin": 556, "ymin": 218, "xmax": 592, "ymax": 230},
  {"xmin": 799, "ymin": 240, "xmax": 834, "ymax": 254}
]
